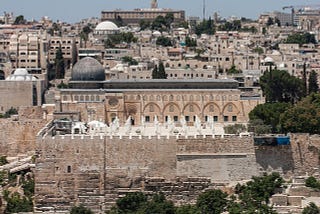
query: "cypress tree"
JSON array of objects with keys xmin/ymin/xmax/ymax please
[{"xmin": 309, "ymin": 70, "xmax": 319, "ymax": 94}]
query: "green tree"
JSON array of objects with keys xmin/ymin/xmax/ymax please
[
  {"xmin": 266, "ymin": 17, "xmax": 274, "ymax": 26},
  {"xmin": 158, "ymin": 61, "xmax": 167, "ymax": 79},
  {"xmin": 116, "ymin": 192, "xmax": 147, "ymax": 213},
  {"xmin": 156, "ymin": 36, "xmax": 172, "ymax": 47},
  {"xmin": 224, "ymin": 124, "xmax": 246, "ymax": 134},
  {"xmin": 175, "ymin": 204, "xmax": 199, "ymax": 214},
  {"xmin": 195, "ymin": 17, "xmax": 215, "ymax": 36},
  {"xmin": 13, "ymin": 15, "xmax": 26, "ymax": 25},
  {"xmin": 185, "ymin": 36, "xmax": 197, "ymax": 48},
  {"xmin": 54, "ymin": 47, "xmax": 65, "ymax": 79},
  {"xmin": 253, "ymin": 47, "xmax": 264, "ymax": 55},
  {"xmin": 247, "ymin": 119, "xmax": 272, "ymax": 135},
  {"xmin": 0, "ymin": 156, "xmax": 8, "ymax": 166},
  {"xmin": 249, "ymin": 102, "xmax": 291, "ymax": 133},
  {"xmin": 139, "ymin": 20, "xmax": 150, "ymax": 30},
  {"xmin": 275, "ymin": 17, "xmax": 281, "ymax": 27},
  {"xmin": 285, "ymin": 33, "xmax": 317, "ymax": 45},
  {"xmin": 121, "ymin": 56, "xmax": 138, "ymax": 66},
  {"xmin": 280, "ymin": 93, "xmax": 320, "ymax": 134},
  {"xmin": 70, "ymin": 204, "xmax": 94, "ymax": 214},
  {"xmin": 164, "ymin": 13, "xmax": 174, "ymax": 29},
  {"xmin": 4, "ymin": 107, "xmax": 18, "ymax": 118},
  {"xmin": 227, "ymin": 65, "xmax": 242, "ymax": 74},
  {"xmin": 5, "ymin": 192, "xmax": 33, "ymax": 213},
  {"xmin": 152, "ymin": 64, "xmax": 159, "ymax": 79},
  {"xmin": 139, "ymin": 193, "xmax": 175, "ymax": 214},
  {"xmin": 303, "ymin": 202, "xmax": 320, "ymax": 214},
  {"xmin": 260, "ymin": 69, "xmax": 304, "ymax": 103},
  {"xmin": 309, "ymin": 70, "xmax": 319, "ymax": 94},
  {"xmin": 306, "ymin": 176, "xmax": 320, "ymax": 190},
  {"xmin": 196, "ymin": 189, "xmax": 228, "ymax": 214},
  {"xmin": 80, "ymin": 25, "xmax": 92, "ymax": 48}
]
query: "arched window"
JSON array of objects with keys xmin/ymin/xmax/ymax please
[
  {"xmin": 209, "ymin": 105, "xmax": 214, "ymax": 112},
  {"xmin": 176, "ymin": 95, "xmax": 181, "ymax": 101},
  {"xmin": 63, "ymin": 95, "xmax": 67, "ymax": 101},
  {"xmin": 228, "ymin": 104, "xmax": 233, "ymax": 112},
  {"xmin": 190, "ymin": 95, "xmax": 194, "ymax": 101},
  {"xmin": 74, "ymin": 95, "xmax": 79, "ymax": 101},
  {"xmin": 156, "ymin": 95, "xmax": 161, "ymax": 101},
  {"xmin": 91, "ymin": 95, "xmax": 95, "ymax": 101},
  {"xmin": 85, "ymin": 95, "xmax": 89, "ymax": 101},
  {"xmin": 169, "ymin": 95, "xmax": 174, "ymax": 101},
  {"xmin": 150, "ymin": 95, "xmax": 154, "ymax": 101},
  {"xmin": 96, "ymin": 95, "xmax": 100, "ymax": 102},
  {"xmin": 189, "ymin": 105, "xmax": 194, "ymax": 112},
  {"xmin": 149, "ymin": 104, "xmax": 154, "ymax": 112},
  {"xmin": 210, "ymin": 94, "xmax": 214, "ymax": 101},
  {"xmin": 80, "ymin": 95, "xmax": 84, "ymax": 101},
  {"xmin": 169, "ymin": 105, "xmax": 174, "ymax": 112}
]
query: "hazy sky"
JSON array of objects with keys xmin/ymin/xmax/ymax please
[{"xmin": 1, "ymin": 0, "xmax": 320, "ymax": 23}]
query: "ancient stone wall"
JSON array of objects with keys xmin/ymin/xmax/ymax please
[{"xmin": 35, "ymin": 134, "xmax": 320, "ymax": 213}]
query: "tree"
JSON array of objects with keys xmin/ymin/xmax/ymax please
[
  {"xmin": 121, "ymin": 56, "xmax": 138, "ymax": 66},
  {"xmin": 54, "ymin": 47, "xmax": 65, "ymax": 79},
  {"xmin": 139, "ymin": 20, "xmax": 150, "ymax": 30},
  {"xmin": 303, "ymin": 202, "xmax": 320, "ymax": 214},
  {"xmin": 280, "ymin": 93, "xmax": 320, "ymax": 134},
  {"xmin": 309, "ymin": 70, "xmax": 319, "ymax": 94},
  {"xmin": 152, "ymin": 64, "xmax": 159, "ymax": 79},
  {"xmin": 139, "ymin": 193, "xmax": 175, "ymax": 214},
  {"xmin": 164, "ymin": 13, "xmax": 174, "ymax": 29},
  {"xmin": 185, "ymin": 36, "xmax": 197, "ymax": 48},
  {"xmin": 115, "ymin": 192, "xmax": 147, "ymax": 213},
  {"xmin": 275, "ymin": 17, "xmax": 281, "ymax": 27},
  {"xmin": 196, "ymin": 189, "xmax": 228, "ymax": 214},
  {"xmin": 158, "ymin": 61, "xmax": 167, "ymax": 79},
  {"xmin": 4, "ymin": 107, "xmax": 18, "ymax": 118},
  {"xmin": 247, "ymin": 119, "xmax": 272, "ymax": 135},
  {"xmin": 5, "ymin": 192, "xmax": 33, "ymax": 213},
  {"xmin": 156, "ymin": 36, "xmax": 172, "ymax": 47},
  {"xmin": 13, "ymin": 15, "xmax": 26, "ymax": 25},
  {"xmin": 305, "ymin": 176, "xmax": 320, "ymax": 190},
  {"xmin": 80, "ymin": 25, "xmax": 92, "ymax": 48},
  {"xmin": 0, "ymin": 156, "xmax": 8, "ymax": 166},
  {"xmin": 175, "ymin": 204, "xmax": 199, "ymax": 214},
  {"xmin": 227, "ymin": 65, "xmax": 242, "ymax": 74},
  {"xmin": 260, "ymin": 69, "xmax": 304, "ymax": 103},
  {"xmin": 249, "ymin": 102, "xmax": 291, "ymax": 133},
  {"xmin": 266, "ymin": 17, "xmax": 274, "ymax": 26},
  {"xmin": 70, "ymin": 205, "xmax": 94, "ymax": 214},
  {"xmin": 195, "ymin": 17, "xmax": 215, "ymax": 36},
  {"xmin": 285, "ymin": 33, "xmax": 317, "ymax": 45}
]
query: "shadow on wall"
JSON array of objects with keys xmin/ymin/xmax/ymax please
[{"xmin": 254, "ymin": 145, "xmax": 294, "ymax": 175}]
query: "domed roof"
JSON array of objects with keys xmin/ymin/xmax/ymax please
[
  {"xmin": 264, "ymin": 56, "xmax": 274, "ymax": 63},
  {"xmin": 6, "ymin": 68, "xmax": 37, "ymax": 81},
  {"xmin": 95, "ymin": 21, "xmax": 119, "ymax": 31},
  {"xmin": 71, "ymin": 57, "xmax": 105, "ymax": 81}
]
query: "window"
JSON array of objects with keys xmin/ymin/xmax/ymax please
[
  {"xmin": 228, "ymin": 104, "xmax": 233, "ymax": 112},
  {"xmin": 209, "ymin": 105, "xmax": 214, "ymax": 112},
  {"xmin": 214, "ymin": 116, "xmax": 218, "ymax": 122},
  {"xmin": 173, "ymin": 116, "xmax": 178, "ymax": 122},
  {"xmin": 224, "ymin": 116, "xmax": 229, "ymax": 122},
  {"xmin": 145, "ymin": 116, "xmax": 150, "ymax": 122},
  {"xmin": 96, "ymin": 95, "xmax": 100, "ymax": 101},
  {"xmin": 74, "ymin": 95, "xmax": 79, "ymax": 101},
  {"xmin": 149, "ymin": 104, "xmax": 154, "ymax": 112},
  {"xmin": 165, "ymin": 116, "xmax": 168, "ymax": 122},
  {"xmin": 232, "ymin": 116, "xmax": 237, "ymax": 122},
  {"xmin": 80, "ymin": 95, "xmax": 84, "ymax": 101},
  {"xmin": 189, "ymin": 105, "xmax": 194, "ymax": 112},
  {"xmin": 185, "ymin": 116, "xmax": 190, "ymax": 122},
  {"xmin": 85, "ymin": 95, "xmax": 89, "ymax": 101},
  {"xmin": 67, "ymin": 165, "xmax": 71, "ymax": 173},
  {"xmin": 205, "ymin": 116, "xmax": 208, "ymax": 122},
  {"xmin": 169, "ymin": 105, "xmax": 174, "ymax": 112}
]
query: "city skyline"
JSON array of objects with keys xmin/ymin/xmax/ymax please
[{"xmin": 2, "ymin": 0, "xmax": 320, "ymax": 23}]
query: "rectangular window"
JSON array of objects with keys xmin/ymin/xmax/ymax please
[
  {"xmin": 173, "ymin": 116, "xmax": 178, "ymax": 122},
  {"xmin": 145, "ymin": 116, "xmax": 150, "ymax": 122},
  {"xmin": 224, "ymin": 116, "xmax": 229, "ymax": 122},
  {"xmin": 185, "ymin": 116, "xmax": 190, "ymax": 122},
  {"xmin": 67, "ymin": 166, "xmax": 71, "ymax": 173},
  {"xmin": 205, "ymin": 116, "xmax": 208, "ymax": 122},
  {"xmin": 214, "ymin": 116, "xmax": 218, "ymax": 122},
  {"xmin": 232, "ymin": 116, "xmax": 237, "ymax": 122},
  {"xmin": 165, "ymin": 116, "xmax": 168, "ymax": 122}
]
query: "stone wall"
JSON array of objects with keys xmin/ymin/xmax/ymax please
[{"xmin": 35, "ymin": 134, "xmax": 320, "ymax": 213}]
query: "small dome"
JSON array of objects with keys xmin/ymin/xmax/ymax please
[
  {"xmin": 6, "ymin": 68, "xmax": 37, "ymax": 81},
  {"xmin": 95, "ymin": 21, "xmax": 119, "ymax": 31},
  {"xmin": 264, "ymin": 56, "xmax": 274, "ymax": 63},
  {"xmin": 71, "ymin": 57, "xmax": 105, "ymax": 81}
]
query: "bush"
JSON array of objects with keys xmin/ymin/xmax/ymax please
[
  {"xmin": 0, "ymin": 156, "xmax": 8, "ymax": 166},
  {"xmin": 306, "ymin": 176, "xmax": 320, "ymax": 190},
  {"xmin": 5, "ymin": 192, "xmax": 33, "ymax": 213},
  {"xmin": 303, "ymin": 202, "xmax": 320, "ymax": 214},
  {"xmin": 224, "ymin": 124, "xmax": 246, "ymax": 134},
  {"xmin": 70, "ymin": 204, "xmax": 94, "ymax": 214}
]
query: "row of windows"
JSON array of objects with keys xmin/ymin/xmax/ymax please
[
  {"xmin": 125, "ymin": 94, "xmax": 239, "ymax": 102},
  {"xmin": 63, "ymin": 95, "xmax": 101, "ymax": 102},
  {"xmin": 144, "ymin": 115, "xmax": 237, "ymax": 122},
  {"xmin": 148, "ymin": 103, "xmax": 233, "ymax": 113}
]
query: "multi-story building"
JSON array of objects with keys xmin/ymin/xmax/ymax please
[{"xmin": 101, "ymin": 0, "xmax": 185, "ymax": 26}]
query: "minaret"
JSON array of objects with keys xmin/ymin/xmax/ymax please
[{"xmin": 151, "ymin": 0, "xmax": 158, "ymax": 9}]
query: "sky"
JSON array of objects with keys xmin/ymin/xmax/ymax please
[{"xmin": 1, "ymin": 0, "xmax": 320, "ymax": 23}]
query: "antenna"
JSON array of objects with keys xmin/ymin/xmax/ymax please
[{"xmin": 203, "ymin": 0, "xmax": 206, "ymax": 19}]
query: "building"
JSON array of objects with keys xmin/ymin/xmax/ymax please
[
  {"xmin": 101, "ymin": 0, "xmax": 185, "ymax": 26},
  {"xmin": 0, "ymin": 68, "xmax": 46, "ymax": 114},
  {"xmin": 55, "ymin": 57, "xmax": 263, "ymax": 127}
]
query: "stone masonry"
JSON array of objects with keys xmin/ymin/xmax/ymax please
[{"xmin": 35, "ymin": 133, "xmax": 320, "ymax": 213}]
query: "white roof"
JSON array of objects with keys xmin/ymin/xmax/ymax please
[
  {"xmin": 6, "ymin": 68, "xmax": 37, "ymax": 81},
  {"xmin": 95, "ymin": 21, "xmax": 119, "ymax": 31}
]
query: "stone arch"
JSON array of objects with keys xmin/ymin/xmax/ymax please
[
  {"xmin": 165, "ymin": 63, "xmax": 170, "ymax": 68},
  {"xmin": 143, "ymin": 102, "xmax": 161, "ymax": 123},
  {"xmin": 203, "ymin": 102, "xmax": 221, "ymax": 122},
  {"xmin": 182, "ymin": 102, "xmax": 201, "ymax": 122},
  {"xmin": 163, "ymin": 102, "xmax": 181, "ymax": 122}
]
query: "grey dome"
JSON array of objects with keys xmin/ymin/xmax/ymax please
[{"xmin": 71, "ymin": 57, "xmax": 105, "ymax": 81}]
